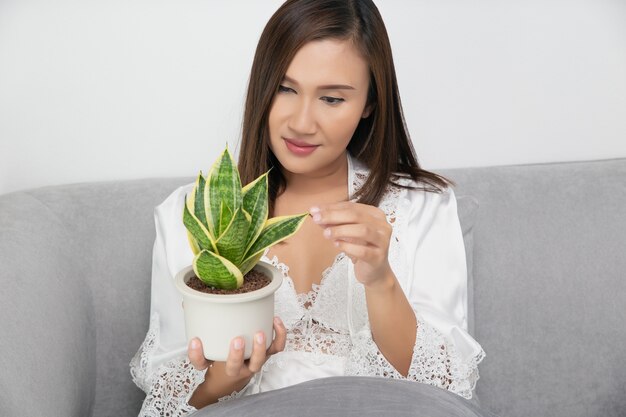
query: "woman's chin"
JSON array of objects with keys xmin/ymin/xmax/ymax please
[
  {"xmin": 278, "ymin": 161, "xmax": 316, "ymax": 176},
  {"xmin": 274, "ymin": 150, "xmax": 318, "ymax": 172}
]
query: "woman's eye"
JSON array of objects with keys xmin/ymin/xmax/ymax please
[
  {"xmin": 321, "ymin": 96, "xmax": 345, "ymax": 105},
  {"xmin": 278, "ymin": 85, "xmax": 295, "ymax": 93}
]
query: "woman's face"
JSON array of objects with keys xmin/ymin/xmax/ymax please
[{"xmin": 268, "ymin": 38, "xmax": 371, "ymax": 179}]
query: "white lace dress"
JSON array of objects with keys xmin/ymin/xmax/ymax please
[{"xmin": 129, "ymin": 152, "xmax": 485, "ymax": 416}]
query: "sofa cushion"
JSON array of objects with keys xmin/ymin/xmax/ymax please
[
  {"xmin": 442, "ymin": 158, "xmax": 626, "ymax": 417},
  {"xmin": 0, "ymin": 192, "xmax": 96, "ymax": 417},
  {"xmin": 0, "ymin": 178, "xmax": 192, "ymax": 417}
]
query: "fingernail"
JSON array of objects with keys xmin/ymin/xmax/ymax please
[
  {"xmin": 312, "ymin": 213, "xmax": 322, "ymax": 223},
  {"xmin": 190, "ymin": 339, "xmax": 199, "ymax": 349},
  {"xmin": 233, "ymin": 338, "xmax": 243, "ymax": 350},
  {"xmin": 309, "ymin": 206, "xmax": 320, "ymax": 214},
  {"xmin": 323, "ymin": 228, "xmax": 331, "ymax": 238},
  {"xmin": 274, "ymin": 317, "xmax": 283, "ymax": 327},
  {"xmin": 256, "ymin": 333, "xmax": 264, "ymax": 344}
]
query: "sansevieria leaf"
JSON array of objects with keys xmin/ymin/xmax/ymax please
[
  {"xmin": 208, "ymin": 148, "xmax": 242, "ymax": 236},
  {"xmin": 183, "ymin": 194, "xmax": 217, "ymax": 253},
  {"xmin": 218, "ymin": 201, "xmax": 233, "ymax": 239},
  {"xmin": 244, "ymin": 214, "xmax": 308, "ymax": 261},
  {"xmin": 187, "ymin": 231, "xmax": 201, "ymax": 255},
  {"xmin": 216, "ymin": 208, "xmax": 251, "ymax": 266},
  {"xmin": 239, "ymin": 250, "xmax": 264, "ymax": 276},
  {"xmin": 193, "ymin": 172, "xmax": 209, "ymax": 230},
  {"xmin": 193, "ymin": 250, "xmax": 243, "ymax": 290},
  {"xmin": 241, "ymin": 172, "xmax": 269, "ymax": 247}
]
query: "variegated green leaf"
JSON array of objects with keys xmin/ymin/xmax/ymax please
[
  {"xmin": 218, "ymin": 201, "xmax": 233, "ymax": 238},
  {"xmin": 183, "ymin": 193, "xmax": 217, "ymax": 253},
  {"xmin": 216, "ymin": 208, "xmax": 251, "ymax": 265},
  {"xmin": 207, "ymin": 148, "xmax": 242, "ymax": 236},
  {"xmin": 242, "ymin": 172, "xmax": 269, "ymax": 246},
  {"xmin": 187, "ymin": 231, "xmax": 201, "ymax": 255},
  {"xmin": 193, "ymin": 172, "xmax": 209, "ymax": 230},
  {"xmin": 239, "ymin": 250, "xmax": 264, "ymax": 276},
  {"xmin": 244, "ymin": 213, "xmax": 308, "ymax": 260},
  {"xmin": 193, "ymin": 249, "xmax": 243, "ymax": 290},
  {"xmin": 202, "ymin": 177, "xmax": 216, "ymax": 237},
  {"xmin": 204, "ymin": 158, "xmax": 220, "ymax": 237}
]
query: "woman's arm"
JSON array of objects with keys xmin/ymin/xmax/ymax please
[
  {"xmin": 363, "ymin": 271, "xmax": 416, "ymax": 376},
  {"xmin": 345, "ymin": 187, "xmax": 485, "ymax": 399}
]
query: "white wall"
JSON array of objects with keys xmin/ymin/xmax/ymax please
[{"xmin": 1, "ymin": 0, "xmax": 625, "ymax": 195}]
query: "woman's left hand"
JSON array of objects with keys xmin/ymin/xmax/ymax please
[{"xmin": 310, "ymin": 202, "xmax": 395, "ymax": 289}]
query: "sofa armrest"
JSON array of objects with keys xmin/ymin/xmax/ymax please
[{"xmin": 0, "ymin": 192, "xmax": 96, "ymax": 416}]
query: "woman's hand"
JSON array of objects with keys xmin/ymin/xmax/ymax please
[
  {"xmin": 186, "ymin": 316, "xmax": 287, "ymax": 407},
  {"xmin": 310, "ymin": 202, "xmax": 395, "ymax": 289},
  {"xmin": 188, "ymin": 316, "xmax": 287, "ymax": 377}
]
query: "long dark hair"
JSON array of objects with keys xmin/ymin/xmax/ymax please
[{"xmin": 238, "ymin": 0, "xmax": 453, "ymax": 215}]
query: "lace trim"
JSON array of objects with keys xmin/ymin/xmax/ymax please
[
  {"xmin": 345, "ymin": 314, "xmax": 485, "ymax": 400},
  {"xmin": 296, "ymin": 252, "xmax": 347, "ymax": 309},
  {"xmin": 261, "ymin": 250, "xmax": 352, "ymax": 358},
  {"xmin": 261, "ymin": 250, "xmax": 347, "ymax": 309},
  {"xmin": 136, "ymin": 356, "xmax": 206, "ymax": 417},
  {"xmin": 216, "ymin": 373, "xmax": 262, "ymax": 403},
  {"xmin": 261, "ymin": 250, "xmax": 346, "ymax": 310},
  {"xmin": 130, "ymin": 312, "xmax": 160, "ymax": 392}
]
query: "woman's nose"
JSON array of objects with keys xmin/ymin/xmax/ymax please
[{"xmin": 288, "ymin": 101, "xmax": 316, "ymax": 135}]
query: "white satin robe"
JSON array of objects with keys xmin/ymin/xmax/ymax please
[{"xmin": 130, "ymin": 151, "xmax": 485, "ymax": 416}]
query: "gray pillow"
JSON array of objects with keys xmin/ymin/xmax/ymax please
[{"xmin": 197, "ymin": 376, "xmax": 496, "ymax": 417}]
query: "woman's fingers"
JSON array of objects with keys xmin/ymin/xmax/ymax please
[
  {"xmin": 214, "ymin": 318, "xmax": 287, "ymax": 378},
  {"xmin": 267, "ymin": 316, "xmax": 287, "ymax": 355},
  {"xmin": 224, "ymin": 337, "xmax": 245, "ymax": 377},
  {"xmin": 187, "ymin": 338, "xmax": 213, "ymax": 371},
  {"xmin": 334, "ymin": 239, "xmax": 377, "ymax": 261},
  {"xmin": 310, "ymin": 202, "xmax": 386, "ymax": 226},
  {"xmin": 311, "ymin": 203, "xmax": 391, "ymax": 249},
  {"xmin": 324, "ymin": 224, "xmax": 388, "ymax": 248},
  {"xmin": 246, "ymin": 332, "xmax": 267, "ymax": 373}
]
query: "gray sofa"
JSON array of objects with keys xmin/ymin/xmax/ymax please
[{"xmin": 1, "ymin": 158, "xmax": 624, "ymax": 417}]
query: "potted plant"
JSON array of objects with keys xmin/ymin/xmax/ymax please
[{"xmin": 174, "ymin": 146, "xmax": 307, "ymax": 361}]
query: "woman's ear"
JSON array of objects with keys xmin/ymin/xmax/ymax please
[{"xmin": 361, "ymin": 103, "xmax": 374, "ymax": 118}]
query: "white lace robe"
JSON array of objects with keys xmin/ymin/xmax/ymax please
[{"xmin": 129, "ymin": 152, "xmax": 485, "ymax": 416}]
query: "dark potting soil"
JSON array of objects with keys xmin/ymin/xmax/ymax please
[{"xmin": 186, "ymin": 269, "xmax": 271, "ymax": 295}]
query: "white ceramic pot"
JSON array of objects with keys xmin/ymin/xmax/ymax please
[{"xmin": 174, "ymin": 260, "xmax": 283, "ymax": 361}]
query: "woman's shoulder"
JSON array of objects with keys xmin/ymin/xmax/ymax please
[
  {"xmin": 397, "ymin": 176, "xmax": 456, "ymax": 217},
  {"xmin": 382, "ymin": 171, "xmax": 455, "ymax": 213},
  {"xmin": 398, "ymin": 177, "xmax": 455, "ymax": 200},
  {"xmin": 348, "ymin": 152, "xmax": 454, "ymax": 204}
]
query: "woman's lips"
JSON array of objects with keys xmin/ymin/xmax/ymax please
[{"xmin": 284, "ymin": 138, "xmax": 319, "ymax": 156}]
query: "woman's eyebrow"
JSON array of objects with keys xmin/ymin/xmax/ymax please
[{"xmin": 282, "ymin": 74, "xmax": 356, "ymax": 90}]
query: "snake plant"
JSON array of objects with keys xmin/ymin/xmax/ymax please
[{"xmin": 183, "ymin": 147, "xmax": 307, "ymax": 290}]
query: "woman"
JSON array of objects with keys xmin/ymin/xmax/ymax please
[{"xmin": 130, "ymin": 0, "xmax": 485, "ymax": 414}]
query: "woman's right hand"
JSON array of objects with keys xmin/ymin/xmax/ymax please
[{"xmin": 187, "ymin": 316, "xmax": 287, "ymax": 408}]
